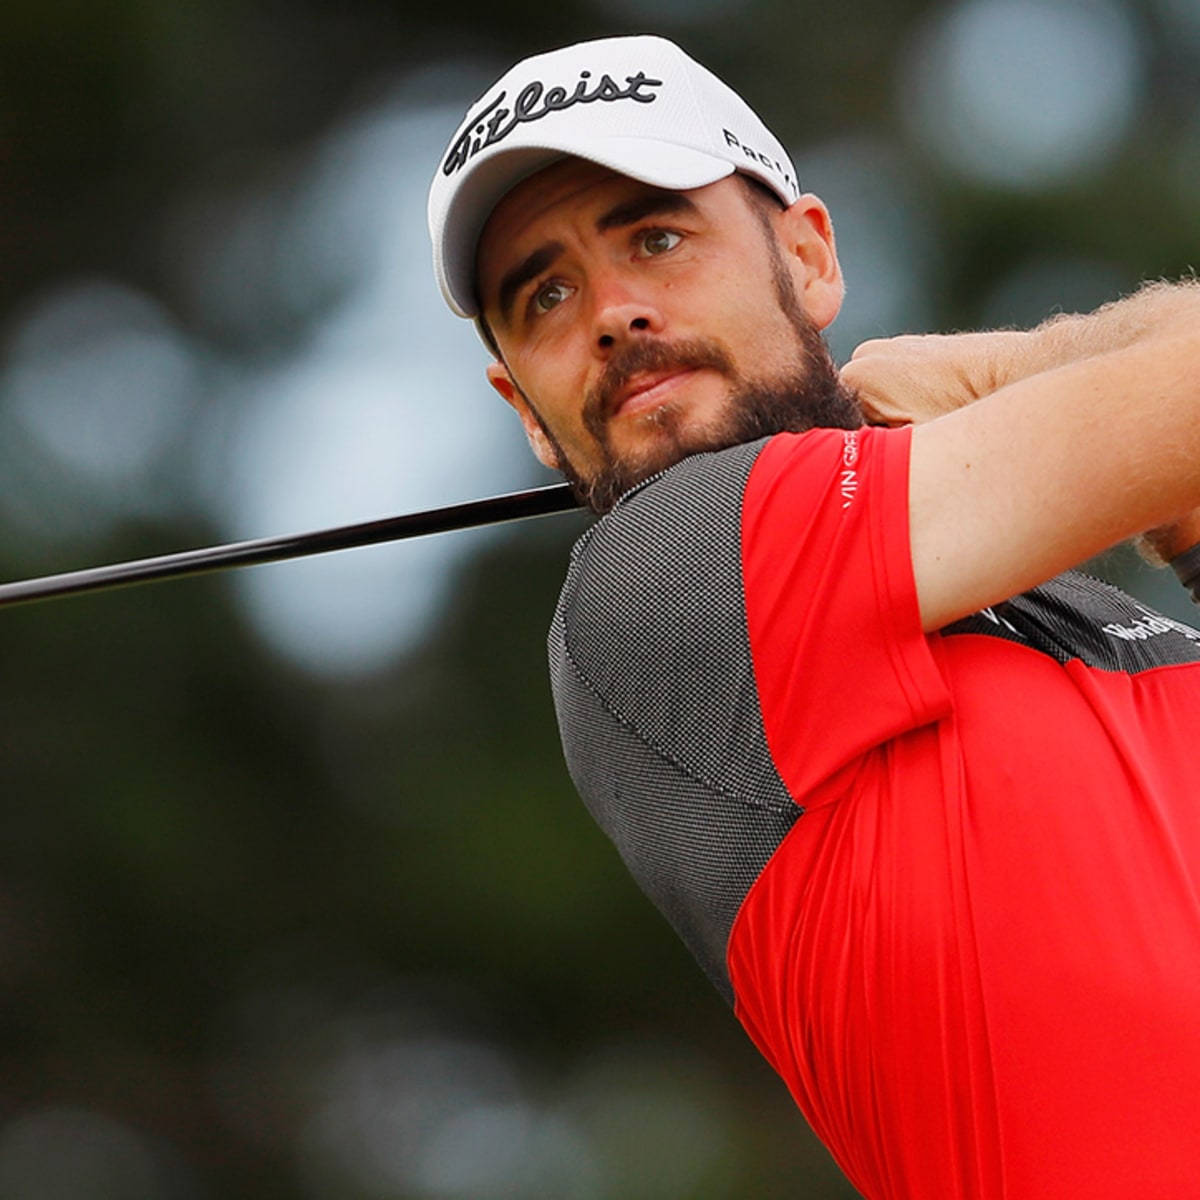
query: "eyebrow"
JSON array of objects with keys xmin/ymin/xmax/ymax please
[
  {"xmin": 594, "ymin": 189, "xmax": 699, "ymax": 233},
  {"xmin": 497, "ymin": 241, "xmax": 564, "ymax": 328}
]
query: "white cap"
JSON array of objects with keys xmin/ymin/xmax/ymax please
[{"xmin": 428, "ymin": 35, "xmax": 800, "ymax": 318}]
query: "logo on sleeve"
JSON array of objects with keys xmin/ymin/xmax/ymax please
[
  {"xmin": 840, "ymin": 430, "xmax": 859, "ymax": 509},
  {"xmin": 1102, "ymin": 606, "xmax": 1200, "ymax": 644}
]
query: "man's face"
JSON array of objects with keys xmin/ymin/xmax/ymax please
[{"xmin": 476, "ymin": 159, "xmax": 860, "ymax": 512}]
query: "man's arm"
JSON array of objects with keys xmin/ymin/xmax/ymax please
[{"xmin": 840, "ymin": 280, "xmax": 1200, "ymax": 630}]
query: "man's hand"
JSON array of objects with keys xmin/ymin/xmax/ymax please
[
  {"xmin": 841, "ymin": 331, "xmax": 1028, "ymax": 426},
  {"xmin": 844, "ymin": 279, "xmax": 1200, "ymax": 428}
]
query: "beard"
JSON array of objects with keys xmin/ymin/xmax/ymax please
[{"xmin": 532, "ymin": 314, "xmax": 863, "ymax": 514}]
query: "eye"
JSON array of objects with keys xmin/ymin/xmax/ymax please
[
  {"xmin": 636, "ymin": 228, "xmax": 683, "ymax": 257},
  {"xmin": 532, "ymin": 279, "xmax": 574, "ymax": 314}
]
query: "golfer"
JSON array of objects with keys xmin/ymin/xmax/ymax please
[{"xmin": 428, "ymin": 35, "xmax": 1200, "ymax": 1198}]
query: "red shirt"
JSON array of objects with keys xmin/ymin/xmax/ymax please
[{"xmin": 732, "ymin": 429, "xmax": 1200, "ymax": 1197}]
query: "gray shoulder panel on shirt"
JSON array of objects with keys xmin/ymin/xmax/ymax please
[{"xmin": 547, "ymin": 442, "xmax": 801, "ymax": 1005}]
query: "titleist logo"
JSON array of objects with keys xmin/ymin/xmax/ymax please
[{"xmin": 443, "ymin": 70, "xmax": 663, "ymax": 176}]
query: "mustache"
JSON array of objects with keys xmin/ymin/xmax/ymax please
[{"xmin": 582, "ymin": 338, "xmax": 735, "ymax": 435}]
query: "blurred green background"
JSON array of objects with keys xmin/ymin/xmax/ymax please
[{"xmin": 2, "ymin": 1, "xmax": 1198, "ymax": 1196}]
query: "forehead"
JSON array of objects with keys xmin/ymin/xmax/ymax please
[{"xmin": 481, "ymin": 159, "xmax": 642, "ymax": 247}]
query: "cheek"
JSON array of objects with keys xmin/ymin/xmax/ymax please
[
  {"xmin": 509, "ymin": 353, "xmax": 593, "ymax": 443},
  {"xmin": 522, "ymin": 318, "xmax": 597, "ymax": 389},
  {"xmin": 686, "ymin": 262, "xmax": 757, "ymax": 323}
]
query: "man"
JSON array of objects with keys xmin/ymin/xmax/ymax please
[{"xmin": 428, "ymin": 35, "xmax": 1200, "ymax": 1198}]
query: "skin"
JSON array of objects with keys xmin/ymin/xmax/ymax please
[
  {"xmin": 476, "ymin": 158, "xmax": 1200, "ymax": 631},
  {"xmin": 475, "ymin": 160, "xmax": 849, "ymax": 503}
]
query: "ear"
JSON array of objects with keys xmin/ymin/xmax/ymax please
[
  {"xmin": 486, "ymin": 361, "xmax": 561, "ymax": 469},
  {"xmin": 775, "ymin": 193, "xmax": 844, "ymax": 330}
]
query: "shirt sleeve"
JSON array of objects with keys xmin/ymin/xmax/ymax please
[{"xmin": 741, "ymin": 426, "xmax": 951, "ymax": 800}]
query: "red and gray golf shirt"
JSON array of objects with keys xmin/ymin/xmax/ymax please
[{"xmin": 550, "ymin": 427, "xmax": 1200, "ymax": 1198}]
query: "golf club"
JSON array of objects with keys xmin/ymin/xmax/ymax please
[{"xmin": 0, "ymin": 482, "xmax": 580, "ymax": 610}]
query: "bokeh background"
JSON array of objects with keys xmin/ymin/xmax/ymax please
[{"xmin": 2, "ymin": 1, "xmax": 1198, "ymax": 1196}]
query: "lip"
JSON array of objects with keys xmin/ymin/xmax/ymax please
[{"xmin": 610, "ymin": 368, "xmax": 697, "ymax": 418}]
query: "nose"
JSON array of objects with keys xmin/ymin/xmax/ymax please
[{"xmin": 591, "ymin": 275, "xmax": 665, "ymax": 352}]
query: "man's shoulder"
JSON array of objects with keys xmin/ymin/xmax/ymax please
[
  {"xmin": 547, "ymin": 437, "xmax": 794, "ymax": 835},
  {"xmin": 562, "ymin": 439, "xmax": 767, "ymax": 609},
  {"xmin": 550, "ymin": 440, "xmax": 769, "ymax": 700},
  {"xmin": 560, "ymin": 425, "xmax": 875, "ymax": 604},
  {"xmin": 593, "ymin": 437, "xmax": 767, "ymax": 535}
]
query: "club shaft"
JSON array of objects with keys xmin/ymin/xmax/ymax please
[{"xmin": 0, "ymin": 483, "xmax": 580, "ymax": 609}]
